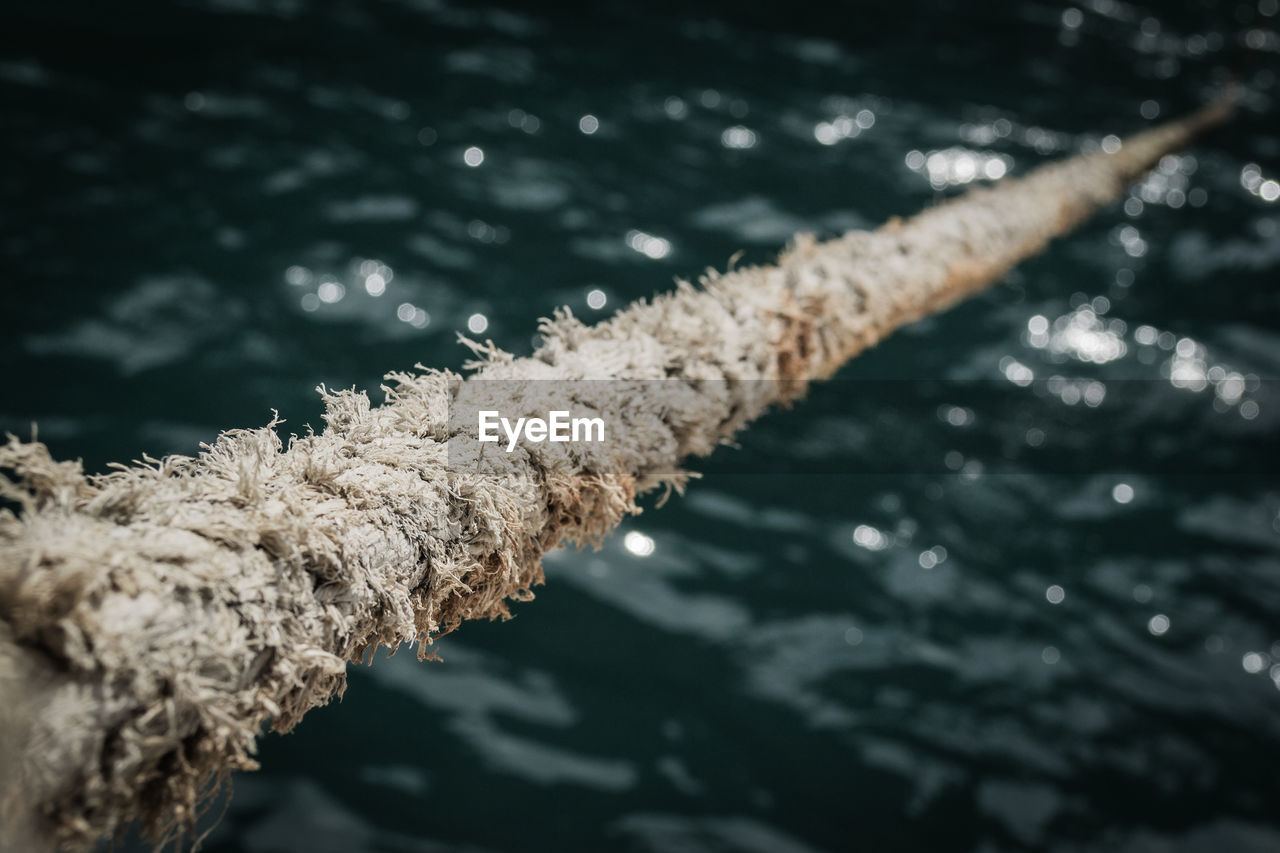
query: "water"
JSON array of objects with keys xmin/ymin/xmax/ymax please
[{"xmin": 3, "ymin": 1, "xmax": 1279, "ymax": 850}]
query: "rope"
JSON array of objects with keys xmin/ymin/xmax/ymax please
[{"xmin": 0, "ymin": 98, "xmax": 1232, "ymax": 852}]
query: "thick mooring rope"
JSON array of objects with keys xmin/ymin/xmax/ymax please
[{"xmin": 0, "ymin": 99, "xmax": 1231, "ymax": 851}]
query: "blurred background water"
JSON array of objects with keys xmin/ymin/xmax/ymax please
[{"xmin": 3, "ymin": 1, "xmax": 1280, "ymax": 850}]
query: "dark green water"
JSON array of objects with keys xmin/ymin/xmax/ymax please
[{"xmin": 4, "ymin": 1, "xmax": 1280, "ymax": 851}]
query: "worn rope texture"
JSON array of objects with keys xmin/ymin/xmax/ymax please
[{"xmin": 0, "ymin": 100, "xmax": 1230, "ymax": 851}]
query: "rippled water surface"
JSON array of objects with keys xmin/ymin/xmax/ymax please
[{"xmin": 4, "ymin": 1, "xmax": 1280, "ymax": 851}]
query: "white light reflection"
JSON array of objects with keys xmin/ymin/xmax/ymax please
[
  {"xmin": 917, "ymin": 546, "xmax": 947, "ymax": 569},
  {"xmin": 813, "ymin": 111, "xmax": 873, "ymax": 146},
  {"xmin": 624, "ymin": 530, "xmax": 655, "ymax": 557},
  {"xmin": 467, "ymin": 313, "xmax": 489, "ymax": 334},
  {"xmin": 999, "ymin": 356, "xmax": 1035, "ymax": 387},
  {"xmin": 1043, "ymin": 376, "xmax": 1106, "ymax": 407},
  {"xmin": 958, "ymin": 118, "xmax": 1014, "ymax": 146},
  {"xmin": 468, "ymin": 219, "xmax": 498, "ymax": 243},
  {"xmin": 1241, "ymin": 164, "xmax": 1280, "ymax": 202},
  {"xmin": 578, "ymin": 114, "xmax": 599, "ymax": 135},
  {"xmin": 1021, "ymin": 126, "xmax": 1069, "ymax": 154},
  {"xmin": 938, "ymin": 405, "xmax": 974, "ymax": 427},
  {"xmin": 1046, "ymin": 585, "xmax": 1066, "ymax": 605},
  {"xmin": 852, "ymin": 524, "xmax": 888, "ymax": 551},
  {"xmin": 1243, "ymin": 652, "xmax": 1268, "ymax": 674},
  {"xmin": 1128, "ymin": 153, "xmax": 1197, "ymax": 210},
  {"xmin": 317, "ymin": 281, "xmax": 345, "ymax": 304},
  {"xmin": 586, "ymin": 288, "xmax": 607, "ymax": 310},
  {"xmin": 1148, "ymin": 614, "xmax": 1170, "ymax": 636},
  {"xmin": 1028, "ymin": 304, "xmax": 1127, "ymax": 365},
  {"xmin": 1133, "ymin": 327, "xmax": 1261, "ymax": 416},
  {"xmin": 814, "ymin": 122, "xmax": 841, "ymax": 145},
  {"xmin": 463, "ymin": 146, "xmax": 485, "ymax": 167},
  {"xmin": 506, "ymin": 109, "xmax": 540, "ymax": 134},
  {"xmin": 396, "ymin": 303, "xmax": 429, "ymax": 328},
  {"xmin": 625, "ymin": 229, "xmax": 672, "ymax": 259},
  {"xmin": 355, "ymin": 258, "xmax": 393, "ymax": 297},
  {"xmin": 1115, "ymin": 224, "xmax": 1147, "ymax": 257},
  {"xmin": 721, "ymin": 126, "xmax": 757, "ymax": 149},
  {"xmin": 906, "ymin": 147, "xmax": 1011, "ymax": 188}
]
